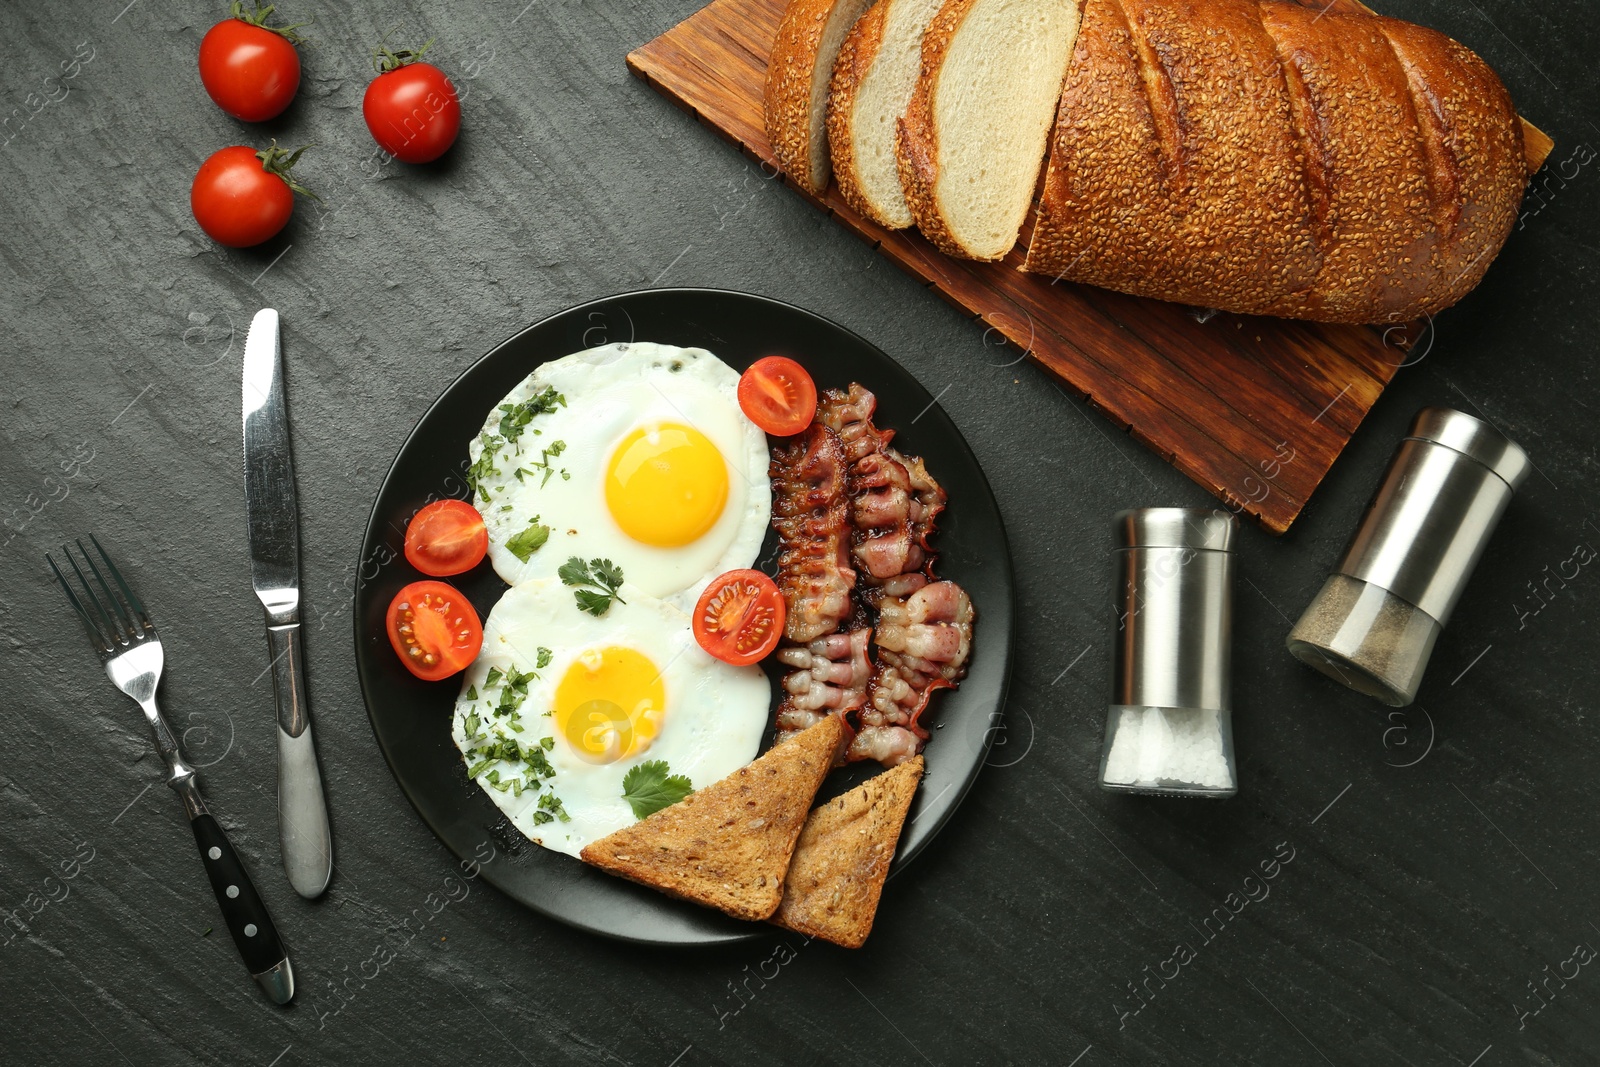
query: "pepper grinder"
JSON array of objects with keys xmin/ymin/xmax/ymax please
[
  {"xmin": 1287, "ymin": 407, "xmax": 1528, "ymax": 706},
  {"xmin": 1099, "ymin": 508, "xmax": 1238, "ymax": 798}
]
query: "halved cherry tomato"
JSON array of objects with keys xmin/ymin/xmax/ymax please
[
  {"xmin": 404, "ymin": 499, "xmax": 488, "ymax": 576},
  {"xmin": 737, "ymin": 356, "xmax": 817, "ymax": 436},
  {"xmin": 386, "ymin": 580, "xmax": 483, "ymax": 682},
  {"xmin": 692, "ymin": 569, "xmax": 785, "ymax": 666}
]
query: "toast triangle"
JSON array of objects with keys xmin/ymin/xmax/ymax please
[
  {"xmin": 580, "ymin": 716, "xmax": 844, "ymax": 921},
  {"xmin": 770, "ymin": 755, "xmax": 924, "ymax": 947}
]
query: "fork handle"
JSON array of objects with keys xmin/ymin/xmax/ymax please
[{"xmin": 190, "ymin": 812, "xmax": 294, "ymax": 1004}]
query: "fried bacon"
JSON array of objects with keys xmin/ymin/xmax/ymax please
[
  {"xmin": 773, "ymin": 627, "xmax": 872, "ymax": 755},
  {"xmin": 819, "ymin": 384, "xmax": 949, "ymax": 594},
  {"xmin": 769, "ymin": 424, "xmax": 855, "ymax": 643},
  {"xmin": 851, "ymin": 447, "xmax": 947, "ymax": 589},
  {"xmin": 848, "ymin": 582, "xmax": 975, "ymax": 766},
  {"xmin": 769, "ymin": 385, "xmax": 970, "ymax": 769},
  {"xmin": 818, "ymin": 384, "xmax": 892, "ymax": 465}
]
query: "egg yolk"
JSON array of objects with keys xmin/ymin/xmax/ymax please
[
  {"xmin": 554, "ymin": 646, "xmax": 666, "ymax": 764},
  {"xmin": 605, "ymin": 422, "xmax": 728, "ymax": 547}
]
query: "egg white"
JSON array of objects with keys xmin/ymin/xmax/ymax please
[
  {"xmin": 451, "ymin": 578, "xmax": 770, "ymax": 858},
  {"xmin": 468, "ymin": 342, "xmax": 771, "ymax": 610}
]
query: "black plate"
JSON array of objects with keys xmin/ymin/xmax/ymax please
[{"xmin": 354, "ymin": 289, "xmax": 1015, "ymax": 946}]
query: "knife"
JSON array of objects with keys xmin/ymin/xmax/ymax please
[{"xmin": 243, "ymin": 307, "xmax": 333, "ymax": 899}]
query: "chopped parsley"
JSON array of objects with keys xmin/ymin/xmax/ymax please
[
  {"xmin": 468, "ymin": 387, "xmax": 566, "ymax": 502},
  {"xmin": 535, "ymin": 792, "xmax": 570, "ymax": 823},
  {"xmin": 465, "ymin": 732, "xmax": 554, "ymax": 787},
  {"xmin": 559, "ymin": 557, "xmax": 625, "ymax": 617},
  {"xmin": 621, "ymin": 760, "xmax": 693, "ymax": 819},
  {"xmin": 497, "ymin": 387, "xmax": 566, "ymax": 443},
  {"xmin": 514, "ymin": 439, "xmax": 568, "ymax": 488},
  {"xmin": 463, "ymin": 650, "xmax": 567, "ymax": 808},
  {"xmin": 493, "ymin": 667, "xmax": 539, "ymax": 717},
  {"xmin": 466, "ymin": 441, "xmax": 503, "ymax": 501},
  {"xmin": 505, "ymin": 519, "xmax": 551, "ymax": 562}
]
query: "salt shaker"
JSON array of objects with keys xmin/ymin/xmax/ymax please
[
  {"xmin": 1098, "ymin": 508, "xmax": 1238, "ymax": 798},
  {"xmin": 1286, "ymin": 407, "xmax": 1528, "ymax": 706}
]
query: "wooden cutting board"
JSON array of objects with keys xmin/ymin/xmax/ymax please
[{"xmin": 626, "ymin": 0, "xmax": 1549, "ymax": 533}]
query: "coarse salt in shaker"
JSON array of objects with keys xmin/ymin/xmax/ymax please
[
  {"xmin": 1287, "ymin": 407, "xmax": 1528, "ymax": 706},
  {"xmin": 1099, "ymin": 508, "xmax": 1238, "ymax": 798}
]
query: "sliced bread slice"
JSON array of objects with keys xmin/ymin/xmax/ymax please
[
  {"xmin": 579, "ymin": 716, "xmax": 844, "ymax": 921},
  {"xmin": 770, "ymin": 755, "xmax": 924, "ymax": 948},
  {"xmin": 766, "ymin": 0, "xmax": 877, "ymax": 195},
  {"xmin": 827, "ymin": 0, "xmax": 945, "ymax": 228},
  {"xmin": 896, "ymin": 0, "xmax": 1082, "ymax": 260}
]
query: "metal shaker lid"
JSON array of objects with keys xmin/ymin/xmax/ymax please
[
  {"xmin": 1113, "ymin": 508, "xmax": 1236, "ymax": 552},
  {"xmin": 1407, "ymin": 407, "xmax": 1530, "ymax": 489},
  {"xmin": 1111, "ymin": 508, "xmax": 1236, "ymax": 712}
]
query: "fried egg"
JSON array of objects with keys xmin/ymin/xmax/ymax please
[
  {"xmin": 451, "ymin": 578, "xmax": 770, "ymax": 858},
  {"xmin": 468, "ymin": 343, "xmax": 771, "ymax": 609}
]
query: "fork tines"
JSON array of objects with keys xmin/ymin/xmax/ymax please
[{"xmin": 47, "ymin": 535, "xmax": 154, "ymax": 654}]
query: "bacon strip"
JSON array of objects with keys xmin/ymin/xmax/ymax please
[
  {"xmin": 848, "ymin": 581, "xmax": 975, "ymax": 766},
  {"xmin": 818, "ymin": 384, "xmax": 892, "ymax": 465},
  {"xmin": 819, "ymin": 385, "xmax": 949, "ymax": 594},
  {"xmin": 769, "ymin": 424, "xmax": 855, "ymax": 643},
  {"xmin": 773, "ymin": 627, "xmax": 872, "ymax": 758}
]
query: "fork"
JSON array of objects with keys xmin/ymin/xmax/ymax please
[{"xmin": 49, "ymin": 536, "xmax": 294, "ymax": 1005}]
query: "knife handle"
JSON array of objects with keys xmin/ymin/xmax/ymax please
[
  {"xmin": 190, "ymin": 812, "xmax": 294, "ymax": 1003},
  {"xmin": 265, "ymin": 623, "xmax": 333, "ymax": 898}
]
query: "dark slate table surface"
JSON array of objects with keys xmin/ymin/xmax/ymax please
[{"xmin": 2, "ymin": 1, "xmax": 1595, "ymax": 1064}]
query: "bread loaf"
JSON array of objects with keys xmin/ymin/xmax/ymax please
[
  {"xmin": 896, "ymin": 0, "xmax": 1082, "ymax": 260},
  {"xmin": 1021, "ymin": 0, "xmax": 1526, "ymax": 323},
  {"xmin": 826, "ymin": 0, "xmax": 945, "ymax": 228},
  {"xmin": 766, "ymin": 0, "xmax": 877, "ymax": 195}
]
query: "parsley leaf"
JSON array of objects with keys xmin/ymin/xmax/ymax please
[
  {"xmin": 559, "ymin": 556, "xmax": 626, "ymax": 616},
  {"xmin": 505, "ymin": 520, "xmax": 550, "ymax": 562},
  {"xmin": 594, "ymin": 558, "xmax": 623, "ymax": 591},
  {"xmin": 536, "ymin": 647, "xmax": 552, "ymax": 669},
  {"xmin": 573, "ymin": 589, "xmax": 613, "ymax": 616},
  {"xmin": 620, "ymin": 761, "xmax": 693, "ymax": 820},
  {"xmin": 557, "ymin": 556, "xmax": 593, "ymax": 586}
]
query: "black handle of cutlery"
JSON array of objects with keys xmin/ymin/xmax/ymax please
[{"xmin": 190, "ymin": 813, "xmax": 289, "ymax": 981}]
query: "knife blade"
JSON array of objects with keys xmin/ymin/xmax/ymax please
[{"xmin": 243, "ymin": 307, "xmax": 333, "ymax": 899}]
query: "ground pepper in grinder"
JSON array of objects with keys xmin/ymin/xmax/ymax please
[{"xmin": 1287, "ymin": 407, "xmax": 1528, "ymax": 705}]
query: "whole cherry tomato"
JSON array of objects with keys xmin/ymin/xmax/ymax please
[
  {"xmin": 362, "ymin": 43, "xmax": 461, "ymax": 164},
  {"xmin": 198, "ymin": 2, "xmax": 303, "ymax": 122},
  {"xmin": 190, "ymin": 141, "xmax": 312, "ymax": 248}
]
